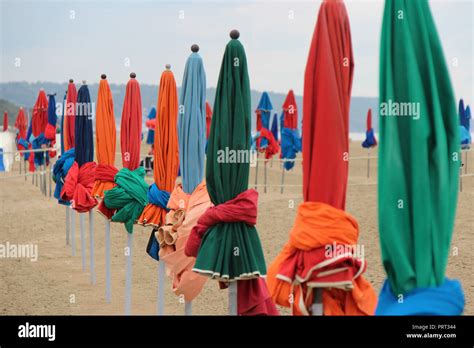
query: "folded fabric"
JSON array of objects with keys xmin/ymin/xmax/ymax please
[
  {"xmin": 44, "ymin": 123, "xmax": 56, "ymax": 141},
  {"xmin": 281, "ymin": 127, "xmax": 301, "ymax": 170},
  {"xmin": 53, "ymin": 148, "xmax": 75, "ymax": 205},
  {"xmin": 147, "ymin": 183, "xmax": 171, "ymax": 210},
  {"xmin": 103, "ymin": 167, "xmax": 149, "ymax": 233},
  {"xmin": 158, "ymin": 181, "xmax": 210, "ymax": 301},
  {"xmin": 259, "ymin": 128, "xmax": 280, "ymax": 160},
  {"xmin": 376, "ymin": 278, "xmax": 464, "ymax": 315},
  {"xmin": 460, "ymin": 125, "xmax": 471, "ymax": 149},
  {"xmin": 31, "ymin": 133, "xmax": 50, "ymax": 167},
  {"xmin": 60, "ymin": 161, "xmax": 98, "ymax": 213},
  {"xmin": 94, "ymin": 164, "xmax": 119, "ymax": 219},
  {"xmin": 362, "ymin": 128, "xmax": 377, "ymax": 148},
  {"xmin": 267, "ymin": 201, "xmax": 377, "ymax": 316}
]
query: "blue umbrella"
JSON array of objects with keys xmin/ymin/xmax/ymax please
[
  {"xmin": 179, "ymin": 47, "xmax": 206, "ymax": 194},
  {"xmin": 75, "ymin": 84, "xmax": 94, "ymax": 166},
  {"xmin": 146, "ymin": 107, "xmax": 156, "ymax": 145},
  {"xmin": 281, "ymin": 128, "xmax": 301, "ymax": 170},
  {"xmin": 256, "ymin": 92, "xmax": 273, "ymax": 148},
  {"xmin": 459, "ymin": 99, "xmax": 471, "ymax": 148},
  {"xmin": 271, "ymin": 113, "xmax": 279, "ymax": 141},
  {"xmin": 60, "ymin": 90, "xmax": 67, "ymax": 154}
]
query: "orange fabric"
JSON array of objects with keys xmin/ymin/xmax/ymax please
[
  {"xmin": 64, "ymin": 82, "xmax": 77, "ymax": 151},
  {"xmin": 138, "ymin": 70, "xmax": 179, "ymax": 226},
  {"xmin": 159, "ymin": 181, "xmax": 211, "ymax": 301},
  {"xmin": 267, "ymin": 201, "xmax": 377, "ymax": 316},
  {"xmin": 92, "ymin": 78, "xmax": 116, "ymax": 198}
]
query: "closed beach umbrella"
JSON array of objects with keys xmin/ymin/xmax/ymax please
[
  {"xmin": 45, "ymin": 94, "xmax": 58, "ymax": 141},
  {"xmin": 283, "ymin": 89, "xmax": 298, "ymax": 130},
  {"xmin": 3, "ymin": 112, "xmax": 8, "ymax": 131},
  {"xmin": 267, "ymin": 0, "xmax": 376, "ymax": 316},
  {"xmin": 15, "ymin": 108, "xmax": 27, "ymax": 152},
  {"xmin": 256, "ymin": 92, "xmax": 273, "ymax": 149},
  {"xmin": 32, "ymin": 90, "xmax": 48, "ymax": 137},
  {"xmin": 138, "ymin": 65, "xmax": 179, "ymax": 228},
  {"xmin": 185, "ymin": 30, "xmax": 277, "ymax": 316},
  {"xmin": 271, "ymin": 113, "xmax": 279, "ymax": 142},
  {"xmin": 64, "ymin": 80, "xmax": 77, "ymax": 151},
  {"xmin": 205, "ymin": 101, "xmax": 212, "ymax": 139},
  {"xmin": 92, "ymin": 74, "xmax": 117, "ymax": 199},
  {"xmin": 376, "ymin": 0, "xmax": 464, "ymax": 315},
  {"xmin": 362, "ymin": 108, "xmax": 377, "ymax": 148},
  {"xmin": 146, "ymin": 107, "xmax": 156, "ymax": 145},
  {"xmin": 459, "ymin": 100, "xmax": 471, "ymax": 148}
]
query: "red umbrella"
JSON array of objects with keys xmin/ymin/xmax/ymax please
[
  {"xmin": 15, "ymin": 108, "xmax": 28, "ymax": 151},
  {"xmin": 283, "ymin": 89, "xmax": 298, "ymax": 130},
  {"xmin": 64, "ymin": 80, "xmax": 77, "ymax": 151},
  {"xmin": 3, "ymin": 112, "xmax": 8, "ymax": 131},
  {"xmin": 205, "ymin": 101, "xmax": 212, "ymax": 139},
  {"xmin": 121, "ymin": 74, "xmax": 142, "ymax": 171},
  {"xmin": 32, "ymin": 90, "xmax": 48, "ymax": 137}
]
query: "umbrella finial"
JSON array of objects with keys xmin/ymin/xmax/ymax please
[
  {"xmin": 165, "ymin": 64, "xmax": 171, "ymax": 70},
  {"xmin": 69, "ymin": 79, "xmax": 74, "ymax": 83},
  {"xmin": 191, "ymin": 44, "xmax": 199, "ymax": 53},
  {"xmin": 130, "ymin": 72, "xmax": 136, "ymax": 79},
  {"xmin": 82, "ymin": 80, "xmax": 87, "ymax": 85},
  {"xmin": 101, "ymin": 74, "xmax": 107, "ymax": 79},
  {"xmin": 230, "ymin": 29, "xmax": 240, "ymax": 40}
]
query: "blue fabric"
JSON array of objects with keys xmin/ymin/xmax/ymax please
[
  {"xmin": 75, "ymin": 85, "xmax": 94, "ymax": 166},
  {"xmin": 0, "ymin": 148, "xmax": 4, "ymax": 172},
  {"xmin": 47, "ymin": 94, "xmax": 57, "ymax": 129},
  {"xmin": 31, "ymin": 133, "xmax": 49, "ymax": 166},
  {"xmin": 146, "ymin": 231, "xmax": 160, "ymax": 261},
  {"xmin": 146, "ymin": 107, "xmax": 156, "ymax": 145},
  {"xmin": 362, "ymin": 128, "xmax": 377, "ymax": 148},
  {"xmin": 376, "ymin": 278, "xmax": 465, "ymax": 315},
  {"xmin": 251, "ymin": 132, "xmax": 261, "ymax": 151},
  {"xmin": 464, "ymin": 105, "xmax": 471, "ymax": 131},
  {"xmin": 147, "ymin": 183, "xmax": 171, "ymax": 211},
  {"xmin": 257, "ymin": 92, "xmax": 273, "ymax": 148},
  {"xmin": 26, "ymin": 122, "xmax": 32, "ymax": 143},
  {"xmin": 53, "ymin": 148, "xmax": 75, "ymax": 205},
  {"xmin": 458, "ymin": 99, "xmax": 465, "ymax": 127},
  {"xmin": 18, "ymin": 138, "xmax": 30, "ymax": 160},
  {"xmin": 460, "ymin": 126, "xmax": 471, "ymax": 149},
  {"xmin": 271, "ymin": 113, "xmax": 279, "ymax": 141},
  {"xmin": 178, "ymin": 52, "xmax": 206, "ymax": 194},
  {"xmin": 281, "ymin": 127, "xmax": 301, "ymax": 170},
  {"xmin": 60, "ymin": 92, "xmax": 67, "ymax": 154}
]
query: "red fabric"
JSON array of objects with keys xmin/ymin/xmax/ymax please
[
  {"xmin": 302, "ymin": 0, "xmax": 354, "ymax": 209},
  {"xmin": 256, "ymin": 110, "xmax": 263, "ymax": 149},
  {"xmin": 121, "ymin": 78, "xmax": 142, "ymax": 170},
  {"xmin": 15, "ymin": 109, "xmax": 28, "ymax": 153},
  {"xmin": 185, "ymin": 189, "xmax": 277, "ymax": 316},
  {"xmin": 145, "ymin": 119, "xmax": 156, "ymax": 130},
  {"xmin": 206, "ymin": 101, "xmax": 212, "ymax": 139},
  {"xmin": 366, "ymin": 108, "xmax": 372, "ymax": 130},
  {"xmin": 64, "ymin": 82, "xmax": 77, "ymax": 151},
  {"xmin": 61, "ymin": 161, "xmax": 98, "ymax": 213},
  {"xmin": 283, "ymin": 90, "xmax": 298, "ymax": 130},
  {"xmin": 259, "ymin": 128, "xmax": 280, "ymax": 159},
  {"xmin": 3, "ymin": 112, "xmax": 8, "ymax": 131},
  {"xmin": 95, "ymin": 164, "xmax": 119, "ymax": 219},
  {"xmin": 28, "ymin": 145, "xmax": 35, "ymax": 172},
  {"xmin": 32, "ymin": 90, "xmax": 48, "ymax": 137},
  {"xmin": 44, "ymin": 123, "xmax": 56, "ymax": 140}
]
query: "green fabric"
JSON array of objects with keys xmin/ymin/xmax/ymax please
[
  {"xmin": 103, "ymin": 167, "xmax": 149, "ymax": 234},
  {"xmin": 194, "ymin": 38, "xmax": 267, "ymax": 280},
  {"xmin": 379, "ymin": 0, "xmax": 460, "ymax": 295}
]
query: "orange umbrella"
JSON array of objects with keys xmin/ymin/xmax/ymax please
[
  {"xmin": 92, "ymin": 74, "xmax": 116, "ymax": 198},
  {"xmin": 64, "ymin": 79, "xmax": 77, "ymax": 151},
  {"xmin": 138, "ymin": 65, "xmax": 179, "ymax": 227}
]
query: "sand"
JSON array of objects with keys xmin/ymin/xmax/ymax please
[{"xmin": 0, "ymin": 141, "xmax": 472, "ymax": 315}]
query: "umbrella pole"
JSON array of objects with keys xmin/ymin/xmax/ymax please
[
  {"xmin": 125, "ymin": 232, "xmax": 133, "ymax": 315},
  {"xmin": 157, "ymin": 262, "xmax": 165, "ymax": 315},
  {"xmin": 66, "ymin": 206, "xmax": 70, "ymax": 245},
  {"xmin": 264, "ymin": 160, "xmax": 267, "ymax": 193},
  {"xmin": 311, "ymin": 288, "xmax": 323, "ymax": 316},
  {"xmin": 280, "ymin": 165, "xmax": 285, "ymax": 194},
  {"xmin": 89, "ymin": 210, "xmax": 95, "ymax": 285},
  {"xmin": 80, "ymin": 213, "xmax": 86, "ymax": 271},
  {"xmin": 71, "ymin": 209, "xmax": 76, "ymax": 256},
  {"xmin": 105, "ymin": 220, "xmax": 111, "ymax": 303},
  {"xmin": 367, "ymin": 150, "xmax": 370, "ymax": 179},
  {"xmin": 49, "ymin": 165, "xmax": 52, "ymax": 198},
  {"xmin": 465, "ymin": 150, "xmax": 468, "ymax": 174},
  {"xmin": 43, "ymin": 152, "xmax": 47, "ymax": 196},
  {"xmin": 24, "ymin": 160, "xmax": 27, "ymax": 181},
  {"xmin": 228, "ymin": 281, "xmax": 237, "ymax": 315},
  {"xmin": 254, "ymin": 153, "xmax": 259, "ymax": 189},
  {"xmin": 184, "ymin": 301, "xmax": 192, "ymax": 315},
  {"xmin": 460, "ymin": 167, "xmax": 463, "ymax": 192}
]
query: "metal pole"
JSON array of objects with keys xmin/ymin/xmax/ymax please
[
  {"xmin": 49, "ymin": 166, "xmax": 52, "ymax": 198},
  {"xmin": 184, "ymin": 301, "xmax": 192, "ymax": 315},
  {"xmin": 228, "ymin": 282, "xmax": 237, "ymax": 315},
  {"xmin": 157, "ymin": 262, "xmax": 165, "ymax": 315},
  {"xmin": 89, "ymin": 210, "xmax": 95, "ymax": 285},
  {"xmin": 105, "ymin": 220, "xmax": 111, "ymax": 303},
  {"xmin": 465, "ymin": 151, "xmax": 468, "ymax": 174},
  {"xmin": 264, "ymin": 160, "xmax": 267, "ymax": 193},
  {"xmin": 311, "ymin": 288, "xmax": 323, "ymax": 315},
  {"xmin": 66, "ymin": 207, "xmax": 70, "ymax": 245},
  {"xmin": 80, "ymin": 213, "xmax": 86, "ymax": 271},
  {"xmin": 43, "ymin": 152, "xmax": 47, "ymax": 196},
  {"xmin": 280, "ymin": 165, "xmax": 285, "ymax": 194},
  {"xmin": 71, "ymin": 209, "xmax": 76, "ymax": 256},
  {"xmin": 125, "ymin": 232, "xmax": 133, "ymax": 315},
  {"xmin": 367, "ymin": 150, "xmax": 370, "ymax": 179}
]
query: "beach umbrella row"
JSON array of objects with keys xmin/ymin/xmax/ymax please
[{"xmin": 362, "ymin": 108, "xmax": 377, "ymax": 148}]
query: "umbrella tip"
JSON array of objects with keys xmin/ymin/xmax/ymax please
[
  {"xmin": 165, "ymin": 64, "xmax": 171, "ymax": 70},
  {"xmin": 69, "ymin": 79, "xmax": 74, "ymax": 83},
  {"xmin": 130, "ymin": 72, "xmax": 136, "ymax": 79},
  {"xmin": 191, "ymin": 44, "xmax": 199, "ymax": 53},
  {"xmin": 101, "ymin": 74, "xmax": 107, "ymax": 79},
  {"xmin": 82, "ymin": 80, "xmax": 87, "ymax": 85},
  {"xmin": 230, "ymin": 29, "xmax": 240, "ymax": 40}
]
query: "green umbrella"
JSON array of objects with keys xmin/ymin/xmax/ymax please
[
  {"xmin": 193, "ymin": 31, "xmax": 266, "ymax": 280},
  {"xmin": 378, "ymin": 0, "xmax": 460, "ymax": 297}
]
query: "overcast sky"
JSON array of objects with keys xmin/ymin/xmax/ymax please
[{"xmin": 1, "ymin": 0, "xmax": 472, "ymax": 100}]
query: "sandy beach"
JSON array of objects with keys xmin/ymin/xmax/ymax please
[{"xmin": 0, "ymin": 141, "xmax": 472, "ymax": 315}]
